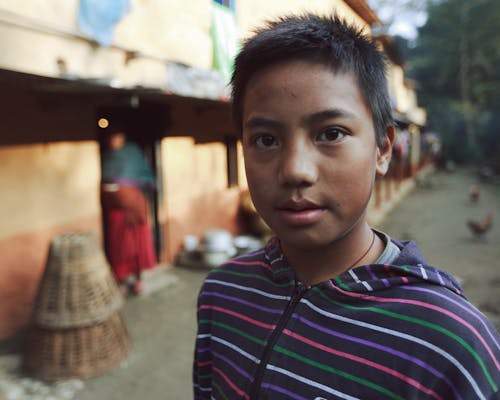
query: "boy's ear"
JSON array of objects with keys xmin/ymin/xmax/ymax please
[{"xmin": 376, "ymin": 126, "xmax": 395, "ymax": 176}]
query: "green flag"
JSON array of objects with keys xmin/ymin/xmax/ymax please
[{"xmin": 211, "ymin": 2, "xmax": 239, "ymax": 86}]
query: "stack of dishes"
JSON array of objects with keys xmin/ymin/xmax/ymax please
[{"xmin": 202, "ymin": 229, "xmax": 237, "ymax": 267}]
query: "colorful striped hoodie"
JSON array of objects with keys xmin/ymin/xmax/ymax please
[{"xmin": 193, "ymin": 237, "xmax": 500, "ymax": 399}]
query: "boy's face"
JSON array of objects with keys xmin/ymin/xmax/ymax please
[{"xmin": 242, "ymin": 61, "xmax": 392, "ymax": 250}]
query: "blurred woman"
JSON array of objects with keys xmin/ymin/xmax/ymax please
[{"xmin": 100, "ymin": 129, "xmax": 156, "ymax": 296}]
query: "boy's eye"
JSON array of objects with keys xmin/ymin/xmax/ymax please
[
  {"xmin": 252, "ymin": 134, "xmax": 279, "ymax": 149},
  {"xmin": 316, "ymin": 127, "xmax": 347, "ymax": 143}
]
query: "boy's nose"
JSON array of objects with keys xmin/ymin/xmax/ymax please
[{"xmin": 277, "ymin": 139, "xmax": 318, "ymax": 187}]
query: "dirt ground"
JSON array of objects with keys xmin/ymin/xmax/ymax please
[
  {"xmin": 378, "ymin": 167, "xmax": 500, "ymax": 330},
  {"xmin": 1, "ymin": 167, "xmax": 499, "ymax": 400}
]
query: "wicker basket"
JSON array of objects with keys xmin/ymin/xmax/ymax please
[
  {"xmin": 34, "ymin": 232, "xmax": 123, "ymax": 328},
  {"xmin": 23, "ymin": 312, "xmax": 130, "ymax": 381}
]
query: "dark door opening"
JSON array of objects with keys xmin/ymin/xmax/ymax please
[{"xmin": 96, "ymin": 103, "xmax": 169, "ymax": 261}]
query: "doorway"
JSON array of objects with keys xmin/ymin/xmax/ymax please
[{"xmin": 96, "ymin": 103, "xmax": 169, "ymax": 260}]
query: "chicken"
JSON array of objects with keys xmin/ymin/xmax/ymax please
[
  {"xmin": 466, "ymin": 212, "xmax": 493, "ymax": 238},
  {"xmin": 468, "ymin": 184, "xmax": 480, "ymax": 202}
]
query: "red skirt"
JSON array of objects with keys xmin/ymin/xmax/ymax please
[{"xmin": 105, "ymin": 208, "xmax": 157, "ymax": 281}]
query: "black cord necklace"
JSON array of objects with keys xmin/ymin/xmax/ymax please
[{"xmin": 348, "ymin": 230, "xmax": 376, "ymax": 269}]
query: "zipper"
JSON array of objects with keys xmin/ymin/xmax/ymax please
[{"xmin": 249, "ymin": 281, "xmax": 309, "ymax": 399}]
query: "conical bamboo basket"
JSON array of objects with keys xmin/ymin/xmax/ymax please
[
  {"xmin": 34, "ymin": 232, "xmax": 123, "ymax": 329},
  {"xmin": 23, "ymin": 312, "xmax": 130, "ymax": 381},
  {"xmin": 23, "ymin": 231, "xmax": 130, "ymax": 381}
]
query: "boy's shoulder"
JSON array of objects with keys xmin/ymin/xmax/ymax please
[
  {"xmin": 201, "ymin": 239, "xmax": 295, "ymax": 295},
  {"xmin": 212, "ymin": 246, "xmax": 268, "ymax": 269},
  {"xmin": 202, "ymin": 246, "xmax": 270, "ymax": 283},
  {"xmin": 206, "ymin": 237, "xmax": 284, "ymax": 276}
]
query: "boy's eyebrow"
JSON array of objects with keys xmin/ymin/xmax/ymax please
[
  {"xmin": 244, "ymin": 108, "xmax": 359, "ymax": 131},
  {"xmin": 244, "ymin": 116, "xmax": 284, "ymax": 130},
  {"xmin": 302, "ymin": 108, "xmax": 358, "ymax": 125}
]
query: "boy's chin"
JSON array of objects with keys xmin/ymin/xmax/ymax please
[{"xmin": 276, "ymin": 229, "xmax": 337, "ymax": 251}]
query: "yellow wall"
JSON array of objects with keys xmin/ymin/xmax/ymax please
[
  {"xmin": 387, "ymin": 64, "xmax": 405, "ymax": 110},
  {"xmin": 0, "ymin": 0, "xmax": 369, "ymax": 83},
  {"xmin": 0, "ymin": 1, "xmax": 126, "ymax": 79},
  {"xmin": 237, "ymin": 0, "xmax": 369, "ymax": 37},
  {"xmin": 162, "ymin": 137, "xmax": 228, "ymax": 204},
  {"xmin": 115, "ymin": 0, "xmax": 212, "ymax": 69},
  {"xmin": 0, "ymin": 0, "xmax": 379, "ymax": 339},
  {"xmin": 160, "ymin": 137, "xmax": 241, "ymax": 258},
  {"xmin": 0, "ymin": 0, "xmax": 78, "ymax": 27},
  {"xmin": 0, "ymin": 0, "xmax": 203, "ymax": 86},
  {"xmin": 0, "ymin": 142, "xmax": 101, "ymax": 238},
  {"xmin": 386, "ymin": 64, "xmax": 426, "ymax": 126},
  {"xmin": 0, "ymin": 141, "xmax": 101, "ymax": 339}
]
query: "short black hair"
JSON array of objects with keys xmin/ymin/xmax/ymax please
[{"xmin": 231, "ymin": 14, "xmax": 394, "ymax": 148}]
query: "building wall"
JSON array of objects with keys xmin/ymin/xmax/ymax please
[
  {"xmin": 387, "ymin": 64, "xmax": 405, "ymax": 110},
  {"xmin": 0, "ymin": 0, "xmax": 368, "ymax": 80},
  {"xmin": 237, "ymin": 0, "xmax": 368, "ymax": 37},
  {"xmin": 0, "ymin": 142, "xmax": 101, "ymax": 338},
  {"xmin": 386, "ymin": 64, "xmax": 426, "ymax": 125},
  {"xmin": 0, "ymin": 0, "xmax": 208, "ymax": 86},
  {"xmin": 0, "ymin": 143, "xmax": 100, "ymax": 237},
  {"xmin": 0, "ymin": 0, "xmax": 381, "ymax": 340},
  {"xmin": 115, "ymin": 0, "xmax": 213, "ymax": 69},
  {"xmin": 160, "ymin": 137, "xmax": 241, "ymax": 260},
  {"xmin": 0, "ymin": 1, "xmax": 126, "ymax": 79},
  {"xmin": 0, "ymin": 0, "xmax": 218, "ymax": 340}
]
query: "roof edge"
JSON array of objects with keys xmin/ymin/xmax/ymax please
[{"xmin": 343, "ymin": 0, "xmax": 381, "ymax": 25}]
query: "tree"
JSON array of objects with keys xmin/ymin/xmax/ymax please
[
  {"xmin": 407, "ymin": 0, "xmax": 500, "ymax": 166},
  {"xmin": 367, "ymin": 0, "xmax": 429, "ymax": 40}
]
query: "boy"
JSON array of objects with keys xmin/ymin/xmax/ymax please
[{"xmin": 193, "ymin": 15, "xmax": 499, "ymax": 399}]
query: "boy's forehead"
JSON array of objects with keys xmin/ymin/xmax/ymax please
[
  {"xmin": 242, "ymin": 60, "xmax": 366, "ymax": 113},
  {"xmin": 245, "ymin": 60, "xmax": 360, "ymax": 96}
]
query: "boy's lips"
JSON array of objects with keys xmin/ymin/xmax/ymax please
[{"xmin": 276, "ymin": 199, "xmax": 326, "ymax": 226}]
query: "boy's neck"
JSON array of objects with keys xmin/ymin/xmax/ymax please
[{"xmin": 280, "ymin": 223, "xmax": 384, "ymax": 286}]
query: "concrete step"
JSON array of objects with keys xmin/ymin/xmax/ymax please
[{"xmin": 140, "ymin": 264, "xmax": 179, "ymax": 296}]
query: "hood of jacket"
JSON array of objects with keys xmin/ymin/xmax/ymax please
[{"xmin": 265, "ymin": 237, "xmax": 464, "ymax": 297}]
